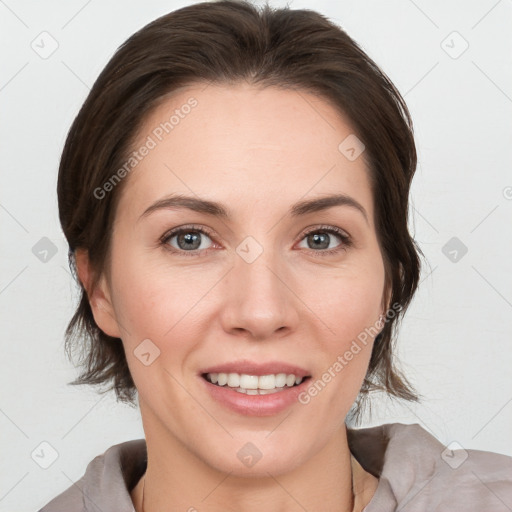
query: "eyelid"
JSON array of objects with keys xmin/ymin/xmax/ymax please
[
  {"xmin": 160, "ymin": 224, "xmax": 215, "ymax": 243},
  {"xmin": 300, "ymin": 224, "xmax": 350, "ymax": 239}
]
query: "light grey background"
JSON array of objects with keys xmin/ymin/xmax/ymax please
[{"xmin": 1, "ymin": 0, "xmax": 511, "ymax": 510}]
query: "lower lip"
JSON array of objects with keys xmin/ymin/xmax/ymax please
[{"xmin": 200, "ymin": 375, "xmax": 311, "ymax": 417}]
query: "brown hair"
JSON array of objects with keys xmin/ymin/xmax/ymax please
[{"xmin": 58, "ymin": 0, "xmax": 425, "ymax": 422}]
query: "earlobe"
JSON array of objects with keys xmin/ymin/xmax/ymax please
[{"xmin": 74, "ymin": 248, "xmax": 122, "ymax": 339}]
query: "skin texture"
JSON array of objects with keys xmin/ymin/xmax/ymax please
[{"xmin": 76, "ymin": 82, "xmax": 387, "ymax": 511}]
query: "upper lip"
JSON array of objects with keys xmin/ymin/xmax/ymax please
[{"xmin": 200, "ymin": 360, "xmax": 311, "ymax": 378}]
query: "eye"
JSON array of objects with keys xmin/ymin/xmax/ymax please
[
  {"xmin": 160, "ymin": 224, "xmax": 352, "ymax": 257},
  {"xmin": 160, "ymin": 225, "xmax": 215, "ymax": 256},
  {"xmin": 296, "ymin": 225, "xmax": 352, "ymax": 256}
]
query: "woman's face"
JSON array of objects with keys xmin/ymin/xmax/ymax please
[{"xmin": 90, "ymin": 82, "xmax": 388, "ymax": 476}]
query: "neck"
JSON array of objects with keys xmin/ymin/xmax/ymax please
[{"xmin": 132, "ymin": 402, "xmax": 377, "ymax": 512}]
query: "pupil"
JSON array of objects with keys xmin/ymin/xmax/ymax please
[
  {"xmin": 179, "ymin": 232, "xmax": 200, "ymax": 250},
  {"xmin": 310, "ymin": 233, "xmax": 328, "ymax": 249}
]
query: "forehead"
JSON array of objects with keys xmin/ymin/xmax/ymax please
[{"xmin": 117, "ymin": 82, "xmax": 374, "ymax": 224}]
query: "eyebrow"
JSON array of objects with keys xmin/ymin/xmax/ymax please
[{"xmin": 138, "ymin": 193, "xmax": 369, "ymax": 225}]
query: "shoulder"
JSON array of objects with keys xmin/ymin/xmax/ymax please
[
  {"xmin": 349, "ymin": 422, "xmax": 512, "ymax": 511},
  {"xmin": 38, "ymin": 439, "xmax": 146, "ymax": 512}
]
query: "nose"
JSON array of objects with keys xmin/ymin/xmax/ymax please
[{"xmin": 219, "ymin": 247, "xmax": 300, "ymax": 340}]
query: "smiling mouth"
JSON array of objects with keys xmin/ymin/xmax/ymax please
[{"xmin": 201, "ymin": 372, "xmax": 311, "ymax": 395}]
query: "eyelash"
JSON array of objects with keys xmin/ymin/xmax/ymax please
[{"xmin": 159, "ymin": 224, "xmax": 353, "ymax": 258}]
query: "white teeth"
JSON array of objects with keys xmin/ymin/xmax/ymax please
[
  {"xmin": 227, "ymin": 373, "xmax": 240, "ymax": 387},
  {"xmin": 286, "ymin": 374, "xmax": 296, "ymax": 387},
  {"xmin": 240, "ymin": 374, "xmax": 259, "ymax": 389},
  {"xmin": 235, "ymin": 387, "xmax": 285, "ymax": 395},
  {"xmin": 205, "ymin": 372, "xmax": 306, "ymax": 390},
  {"xmin": 275, "ymin": 373, "xmax": 287, "ymax": 388},
  {"xmin": 258, "ymin": 374, "xmax": 277, "ymax": 389}
]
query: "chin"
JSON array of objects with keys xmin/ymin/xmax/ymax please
[{"xmin": 200, "ymin": 435, "xmax": 311, "ymax": 478}]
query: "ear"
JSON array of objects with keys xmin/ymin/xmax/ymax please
[{"xmin": 75, "ymin": 248, "xmax": 122, "ymax": 339}]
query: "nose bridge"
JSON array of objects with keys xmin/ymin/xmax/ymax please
[{"xmin": 221, "ymin": 237, "xmax": 299, "ymax": 337}]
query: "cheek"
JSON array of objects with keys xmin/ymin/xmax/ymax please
[
  {"xmin": 311, "ymin": 262, "xmax": 385, "ymax": 343},
  {"xmin": 109, "ymin": 247, "xmax": 205, "ymax": 336},
  {"xmin": 305, "ymin": 285, "xmax": 378, "ymax": 419},
  {"xmin": 108, "ymin": 252, "xmax": 223, "ymax": 378},
  {"xmin": 108, "ymin": 262, "xmax": 198, "ymax": 404},
  {"xmin": 310, "ymin": 259, "xmax": 384, "ymax": 398}
]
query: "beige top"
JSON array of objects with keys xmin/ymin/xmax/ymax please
[{"xmin": 38, "ymin": 422, "xmax": 512, "ymax": 511}]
